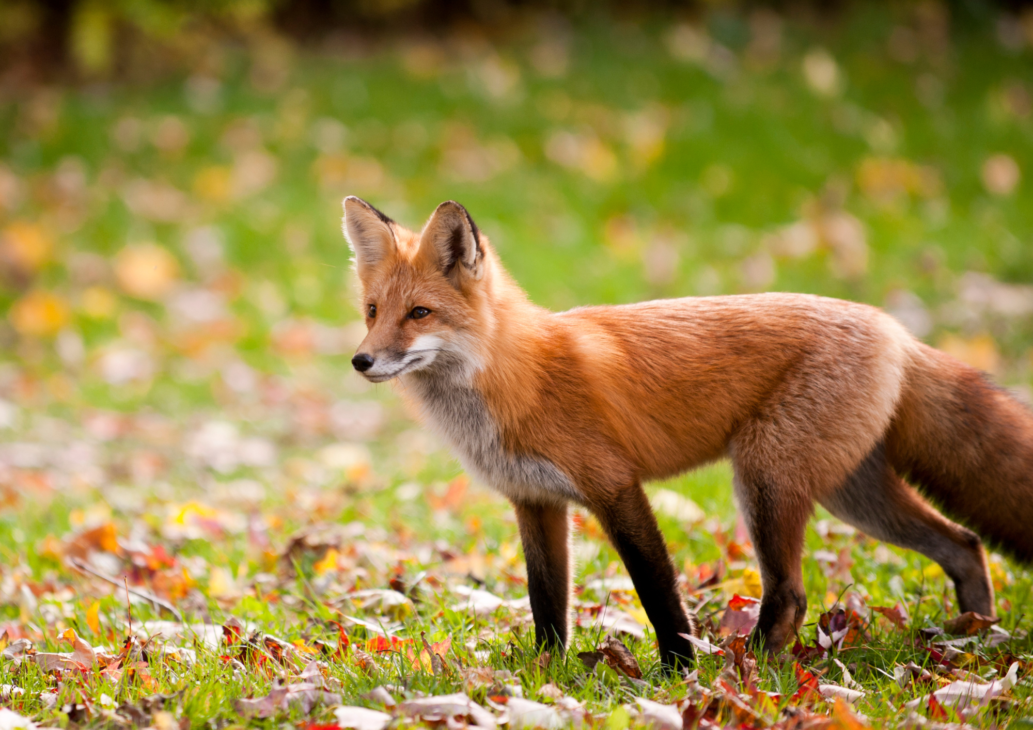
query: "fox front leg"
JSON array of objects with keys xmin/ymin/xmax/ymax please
[
  {"xmin": 513, "ymin": 500, "xmax": 572, "ymax": 652},
  {"xmin": 593, "ymin": 483, "xmax": 696, "ymax": 670}
]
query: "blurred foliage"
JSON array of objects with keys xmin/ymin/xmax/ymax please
[
  {"xmin": 2, "ymin": 0, "xmax": 1033, "ymax": 79},
  {"xmin": 1, "ymin": 2, "xmax": 1032, "ymax": 411}
]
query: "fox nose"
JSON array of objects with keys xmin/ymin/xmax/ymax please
[{"xmin": 352, "ymin": 353, "xmax": 374, "ymax": 372}]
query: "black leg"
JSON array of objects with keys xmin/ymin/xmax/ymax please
[
  {"xmin": 513, "ymin": 500, "xmax": 571, "ymax": 652},
  {"xmin": 593, "ymin": 483, "xmax": 696, "ymax": 669}
]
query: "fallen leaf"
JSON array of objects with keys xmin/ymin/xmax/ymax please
[
  {"xmin": 942, "ymin": 612, "xmax": 999, "ymax": 636},
  {"xmin": 872, "ymin": 604, "xmax": 909, "ymax": 630},
  {"xmin": 235, "ymin": 682, "xmax": 341, "ymax": 718},
  {"xmin": 0, "ymin": 708, "xmax": 36, "ymax": 730},
  {"xmin": 114, "ymin": 243, "xmax": 180, "ymax": 301},
  {"xmin": 718, "ymin": 594, "xmax": 760, "ymax": 637},
  {"xmin": 894, "ymin": 662, "xmax": 934, "ymax": 688},
  {"xmin": 62, "ymin": 628, "xmax": 96, "ymax": 668},
  {"xmin": 599, "ymin": 635, "xmax": 642, "ymax": 679},
  {"xmin": 818, "ymin": 683, "xmax": 865, "ymax": 703},
  {"xmin": 904, "ymin": 661, "xmax": 1020, "ymax": 710},
  {"xmin": 9, "ymin": 290, "xmax": 69, "ymax": 338},
  {"xmin": 398, "ymin": 693, "xmax": 496, "ymax": 729},
  {"xmin": 333, "ymin": 706, "xmax": 392, "ymax": 730},
  {"xmin": 633, "ymin": 697, "xmax": 682, "ymax": 730},
  {"xmin": 577, "ymin": 651, "xmax": 604, "ymax": 671},
  {"xmin": 682, "ymin": 633, "xmax": 724, "ymax": 656},
  {"xmin": 505, "ymin": 697, "xmax": 564, "ymax": 730},
  {"xmin": 720, "ymin": 634, "xmax": 757, "ymax": 689},
  {"xmin": 982, "ymin": 154, "xmax": 1021, "ymax": 195}
]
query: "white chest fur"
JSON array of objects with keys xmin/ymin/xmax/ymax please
[{"xmin": 403, "ymin": 369, "xmax": 579, "ymax": 505}]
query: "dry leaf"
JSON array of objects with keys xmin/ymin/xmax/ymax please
[
  {"xmin": 599, "ymin": 635, "xmax": 642, "ymax": 679},
  {"xmin": 942, "ymin": 612, "xmax": 999, "ymax": 636},
  {"xmin": 9, "ymin": 290, "xmax": 69, "ymax": 338},
  {"xmin": 505, "ymin": 697, "xmax": 563, "ymax": 730},
  {"xmin": 718, "ymin": 594, "xmax": 760, "ymax": 637},
  {"xmin": 398, "ymin": 693, "xmax": 496, "ymax": 729},
  {"xmin": 633, "ymin": 697, "xmax": 682, "ymax": 730},
  {"xmin": 333, "ymin": 706, "xmax": 392, "ymax": 730},
  {"xmin": 114, "ymin": 243, "xmax": 180, "ymax": 300}
]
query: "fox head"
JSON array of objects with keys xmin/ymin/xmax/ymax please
[{"xmin": 343, "ymin": 197, "xmax": 508, "ymax": 382}]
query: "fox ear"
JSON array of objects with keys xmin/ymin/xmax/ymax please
[
  {"xmin": 418, "ymin": 200, "xmax": 484, "ymax": 285},
  {"xmin": 342, "ymin": 196, "xmax": 396, "ymax": 277}
]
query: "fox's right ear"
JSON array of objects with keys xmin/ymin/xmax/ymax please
[{"xmin": 342, "ymin": 196, "xmax": 396, "ymax": 277}]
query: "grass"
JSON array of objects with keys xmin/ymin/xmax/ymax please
[{"xmin": 0, "ymin": 3, "xmax": 1032, "ymax": 727}]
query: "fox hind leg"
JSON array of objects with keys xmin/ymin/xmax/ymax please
[
  {"xmin": 820, "ymin": 442, "xmax": 994, "ymax": 616},
  {"xmin": 733, "ymin": 466, "xmax": 811, "ymax": 653}
]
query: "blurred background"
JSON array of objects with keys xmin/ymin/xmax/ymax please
[{"xmin": 0, "ymin": 0, "xmax": 1031, "ymax": 640}]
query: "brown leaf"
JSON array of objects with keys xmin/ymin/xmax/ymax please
[
  {"xmin": 398, "ymin": 693, "xmax": 497, "ymax": 729},
  {"xmin": 62, "ymin": 628, "xmax": 97, "ymax": 668},
  {"xmin": 943, "ymin": 612, "xmax": 999, "ymax": 636},
  {"xmin": 234, "ymin": 682, "xmax": 340, "ymax": 718},
  {"xmin": 872, "ymin": 604, "xmax": 909, "ymax": 630},
  {"xmin": 720, "ymin": 634, "xmax": 756, "ymax": 689},
  {"xmin": 577, "ymin": 651, "xmax": 605, "ymax": 671},
  {"xmin": 420, "ymin": 631, "xmax": 445, "ymax": 676},
  {"xmin": 599, "ymin": 635, "xmax": 642, "ymax": 679}
]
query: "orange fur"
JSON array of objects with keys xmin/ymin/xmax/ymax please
[{"xmin": 343, "ymin": 197, "xmax": 1030, "ymax": 664}]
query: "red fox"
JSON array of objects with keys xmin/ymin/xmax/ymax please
[{"xmin": 343, "ymin": 196, "xmax": 1032, "ymax": 668}]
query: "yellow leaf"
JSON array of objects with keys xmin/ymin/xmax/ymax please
[
  {"xmin": 173, "ymin": 500, "xmax": 218, "ymax": 524},
  {"xmin": 9, "ymin": 290, "xmax": 69, "ymax": 337},
  {"xmin": 85, "ymin": 601, "xmax": 101, "ymax": 635},
  {"xmin": 718, "ymin": 568, "xmax": 764, "ymax": 599},
  {"xmin": 292, "ymin": 640, "xmax": 318, "ymax": 655},
  {"xmin": 1, "ymin": 221, "xmax": 52, "ymax": 274},
  {"xmin": 629, "ymin": 607, "xmax": 650, "ymax": 627},
  {"xmin": 314, "ymin": 548, "xmax": 340, "ymax": 575},
  {"xmin": 114, "ymin": 243, "xmax": 179, "ymax": 301},
  {"xmin": 193, "ymin": 166, "xmax": 232, "ymax": 203},
  {"xmin": 81, "ymin": 286, "xmax": 117, "ymax": 319},
  {"xmin": 923, "ymin": 563, "xmax": 944, "ymax": 580},
  {"xmin": 208, "ymin": 567, "xmax": 235, "ymax": 598},
  {"xmin": 37, "ymin": 534, "xmax": 64, "ymax": 561},
  {"xmin": 938, "ymin": 333, "xmax": 1000, "ymax": 375},
  {"xmin": 741, "ymin": 567, "xmax": 763, "ymax": 598}
]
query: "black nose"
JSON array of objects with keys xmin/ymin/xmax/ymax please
[{"xmin": 352, "ymin": 353, "xmax": 374, "ymax": 372}]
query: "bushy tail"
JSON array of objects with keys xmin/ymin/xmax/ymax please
[{"xmin": 887, "ymin": 343, "xmax": 1033, "ymax": 563}]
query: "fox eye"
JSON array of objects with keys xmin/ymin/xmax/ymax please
[
  {"xmin": 367, "ymin": 304, "xmax": 376, "ymax": 318},
  {"xmin": 409, "ymin": 306, "xmax": 431, "ymax": 320}
]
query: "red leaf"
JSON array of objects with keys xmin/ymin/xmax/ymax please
[{"xmin": 792, "ymin": 663, "xmax": 821, "ymax": 703}]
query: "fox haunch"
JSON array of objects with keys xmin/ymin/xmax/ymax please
[{"xmin": 343, "ymin": 197, "xmax": 1032, "ymax": 668}]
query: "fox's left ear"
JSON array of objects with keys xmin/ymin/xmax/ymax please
[{"xmin": 418, "ymin": 200, "xmax": 484, "ymax": 286}]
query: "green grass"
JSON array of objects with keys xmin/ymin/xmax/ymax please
[{"xmin": 0, "ymin": 3, "xmax": 1032, "ymax": 727}]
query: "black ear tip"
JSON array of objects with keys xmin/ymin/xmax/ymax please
[
  {"xmin": 344, "ymin": 196, "xmax": 394, "ymax": 226},
  {"xmin": 435, "ymin": 200, "xmax": 479, "ymax": 244}
]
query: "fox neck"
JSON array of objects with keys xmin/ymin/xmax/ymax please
[
  {"xmin": 398, "ymin": 286, "xmax": 575, "ymax": 504},
  {"xmin": 405, "ymin": 262, "xmax": 550, "ymax": 394}
]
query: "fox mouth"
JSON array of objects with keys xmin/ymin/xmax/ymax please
[{"xmin": 361, "ymin": 349, "xmax": 438, "ymax": 382}]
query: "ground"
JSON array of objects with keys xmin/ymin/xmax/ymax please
[{"xmin": 0, "ymin": 4, "xmax": 1032, "ymax": 728}]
